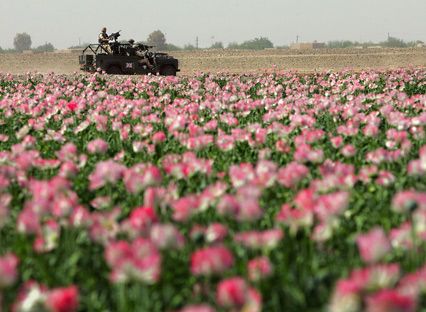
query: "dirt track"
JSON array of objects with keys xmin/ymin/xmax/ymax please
[{"xmin": 0, "ymin": 48, "xmax": 425, "ymax": 75}]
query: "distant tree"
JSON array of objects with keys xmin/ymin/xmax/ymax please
[
  {"xmin": 13, "ymin": 33, "xmax": 32, "ymax": 52},
  {"xmin": 239, "ymin": 37, "xmax": 274, "ymax": 50},
  {"xmin": 404, "ymin": 40, "xmax": 423, "ymax": 47},
  {"xmin": 382, "ymin": 36, "xmax": 406, "ymax": 48},
  {"xmin": 227, "ymin": 42, "xmax": 240, "ymax": 49},
  {"xmin": 210, "ymin": 41, "xmax": 224, "ymax": 49},
  {"xmin": 327, "ymin": 40, "xmax": 357, "ymax": 49},
  {"xmin": 163, "ymin": 43, "xmax": 181, "ymax": 51},
  {"xmin": 34, "ymin": 42, "xmax": 55, "ymax": 52},
  {"xmin": 361, "ymin": 41, "xmax": 377, "ymax": 48},
  {"xmin": 183, "ymin": 43, "xmax": 196, "ymax": 50},
  {"xmin": 147, "ymin": 30, "xmax": 166, "ymax": 50},
  {"xmin": 0, "ymin": 47, "xmax": 16, "ymax": 54}
]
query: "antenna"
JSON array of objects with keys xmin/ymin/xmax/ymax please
[
  {"xmin": 196, "ymin": 36, "xmax": 199, "ymax": 49},
  {"xmin": 296, "ymin": 35, "xmax": 299, "ymax": 43}
]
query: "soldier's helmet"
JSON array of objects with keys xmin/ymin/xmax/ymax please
[
  {"xmin": 101, "ymin": 27, "xmax": 107, "ymax": 33},
  {"xmin": 128, "ymin": 39, "xmax": 135, "ymax": 45}
]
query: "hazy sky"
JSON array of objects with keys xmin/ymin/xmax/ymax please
[{"xmin": 1, "ymin": 0, "xmax": 425, "ymax": 49}]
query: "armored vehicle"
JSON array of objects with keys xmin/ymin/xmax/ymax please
[{"xmin": 79, "ymin": 31, "xmax": 180, "ymax": 76}]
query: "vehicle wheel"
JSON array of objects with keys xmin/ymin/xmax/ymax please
[
  {"xmin": 160, "ymin": 65, "xmax": 176, "ymax": 76},
  {"xmin": 107, "ymin": 65, "xmax": 122, "ymax": 75}
]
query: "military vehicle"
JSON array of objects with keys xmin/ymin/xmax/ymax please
[{"xmin": 79, "ymin": 31, "xmax": 180, "ymax": 76}]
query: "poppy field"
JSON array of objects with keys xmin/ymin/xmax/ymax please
[{"xmin": 0, "ymin": 68, "xmax": 426, "ymax": 311}]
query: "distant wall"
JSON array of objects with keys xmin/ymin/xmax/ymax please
[
  {"xmin": 290, "ymin": 42, "xmax": 325, "ymax": 50},
  {"xmin": 54, "ymin": 49, "xmax": 83, "ymax": 54}
]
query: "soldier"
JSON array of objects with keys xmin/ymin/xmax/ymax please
[
  {"xmin": 98, "ymin": 27, "xmax": 109, "ymax": 44},
  {"xmin": 128, "ymin": 39, "xmax": 153, "ymax": 69},
  {"xmin": 98, "ymin": 27, "xmax": 112, "ymax": 54},
  {"xmin": 127, "ymin": 39, "xmax": 137, "ymax": 55}
]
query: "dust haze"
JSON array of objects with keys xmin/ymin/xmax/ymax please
[{"xmin": 1, "ymin": 0, "xmax": 425, "ymax": 49}]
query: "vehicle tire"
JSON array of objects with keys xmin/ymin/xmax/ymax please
[
  {"xmin": 107, "ymin": 65, "xmax": 122, "ymax": 75},
  {"xmin": 160, "ymin": 65, "xmax": 176, "ymax": 76}
]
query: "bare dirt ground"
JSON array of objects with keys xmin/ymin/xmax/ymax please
[{"xmin": 0, "ymin": 48, "xmax": 425, "ymax": 75}]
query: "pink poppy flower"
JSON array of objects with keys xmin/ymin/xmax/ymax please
[
  {"xmin": 247, "ymin": 256, "xmax": 273, "ymax": 282},
  {"xmin": 17, "ymin": 207, "xmax": 41, "ymax": 234},
  {"xmin": 152, "ymin": 131, "xmax": 166, "ymax": 144},
  {"xmin": 330, "ymin": 136, "xmax": 344, "ymax": 149},
  {"xmin": 358, "ymin": 165, "xmax": 379, "ymax": 184},
  {"xmin": 361, "ymin": 264, "xmax": 401, "ymax": 290},
  {"xmin": 88, "ymin": 160, "xmax": 126, "ymax": 190},
  {"xmin": 69, "ymin": 205, "xmax": 92, "ymax": 228},
  {"xmin": 229, "ymin": 163, "xmax": 255, "ymax": 188},
  {"xmin": 191, "ymin": 245, "xmax": 234, "ymax": 276},
  {"xmin": 341, "ymin": 144, "xmax": 356, "ymax": 157},
  {"xmin": 87, "ymin": 138, "xmax": 109, "ymax": 154},
  {"xmin": 398, "ymin": 265, "xmax": 426, "ymax": 298},
  {"xmin": 172, "ymin": 195, "xmax": 200, "ymax": 222},
  {"xmin": 0, "ymin": 194, "xmax": 11, "ymax": 229},
  {"xmin": 13, "ymin": 282, "xmax": 79, "ymax": 312},
  {"xmin": 329, "ymin": 279, "xmax": 362, "ymax": 312},
  {"xmin": 216, "ymin": 277, "xmax": 247, "ymax": 308},
  {"xmin": 356, "ymin": 227, "xmax": 391, "ymax": 263},
  {"xmin": 46, "ymin": 286, "xmax": 79, "ymax": 312},
  {"xmin": 234, "ymin": 229, "xmax": 283, "ymax": 250},
  {"xmin": 90, "ymin": 208, "xmax": 121, "ymax": 245},
  {"xmin": 66, "ymin": 101, "xmax": 78, "ymax": 112},
  {"xmin": 0, "ymin": 253, "xmax": 19, "ymax": 288},
  {"xmin": 376, "ymin": 171, "xmax": 395, "ymax": 186},
  {"xmin": 179, "ymin": 305, "xmax": 215, "ymax": 312},
  {"xmin": 276, "ymin": 203, "xmax": 314, "ymax": 234},
  {"xmin": 56, "ymin": 143, "xmax": 78, "ymax": 162},
  {"xmin": 365, "ymin": 289, "xmax": 416, "ymax": 312},
  {"xmin": 216, "ymin": 277, "xmax": 262, "ymax": 311},
  {"xmin": 277, "ymin": 162, "xmax": 309, "ymax": 188},
  {"xmin": 314, "ymin": 191, "xmax": 349, "ymax": 222},
  {"xmin": 90, "ymin": 196, "xmax": 112, "ymax": 210},
  {"xmin": 275, "ymin": 139, "xmax": 291, "ymax": 153},
  {"xmin": 205, "ymin": 223, "xmax": 228, "ymax": 244},
  {"xmin": 392, "ymin": 191, "xmax": 426, "ymax": 213},
  {"xmin": 390, "ymin": 222, "xmax": 414, "ymax": 250},
  {"xmin": 33, "ymin": 219, "xmax": 60, "ymax": 253},
  {"xmin": 217, "ymin": 194, "xmax": 240, "ymax": 217},
  {"xmin": 150, "ymin": 223, "xmax": 185, "ymax": 250},
  {"xmin": 93, "ymin": 114, "xmax": 109, "ymax": 132},
  {"xmin": 123, "ymin": 164, "xmax": 162, "ymax": 194},
  {"xmin": 407, "ymin": 160, "xmax": 426, "ymax": 176},
  {"xmin": 128, "ymin": 206, "xmax": 158, "ymax": 234},
  {"xmin": 58, "ymin": 161, "xmax": 79, "ymax": 179},
  {"xmin": 105, "ymin": 238, "xmax": 161, "ymax": 284},
  {"xmin": 419, "ymin": 145, "xmax": 426, "ymax": 165}
]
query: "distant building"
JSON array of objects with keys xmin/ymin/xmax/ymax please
[{"xmin": 290, "ymin": 41, "xmax": 325, "ymax": 50}]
